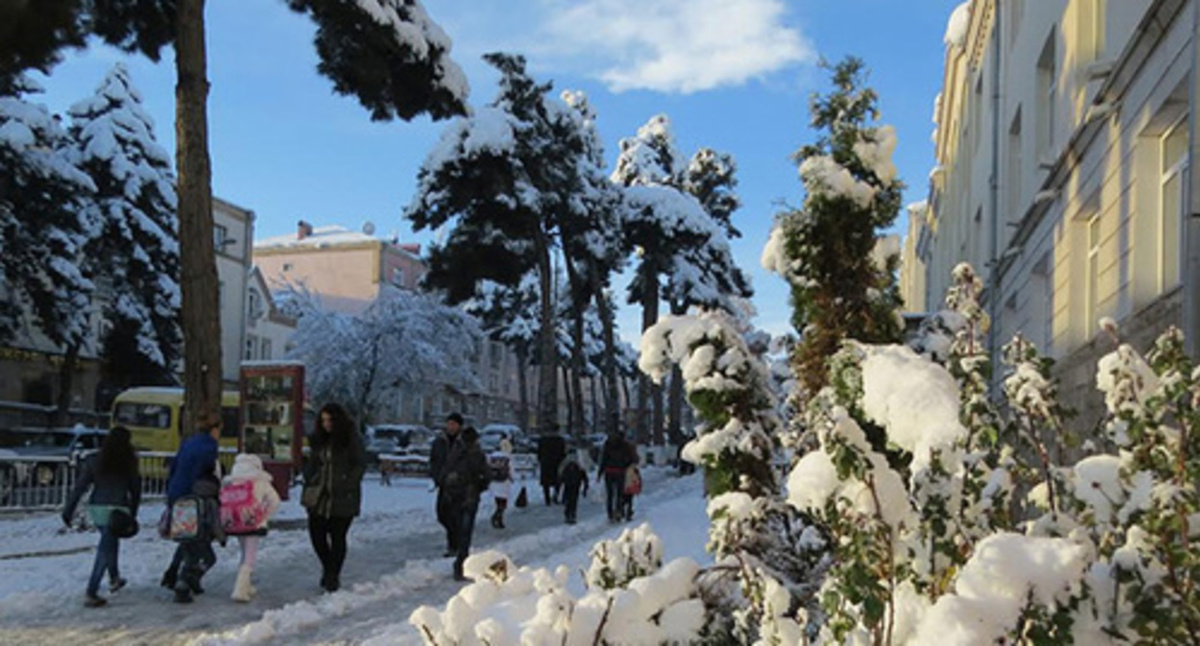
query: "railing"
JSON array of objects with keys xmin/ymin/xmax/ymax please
[{"xmin": 0, "ymin": 447, "xmax": 240, "ymax": 512}]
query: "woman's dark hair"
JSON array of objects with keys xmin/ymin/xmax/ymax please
[
  {"xmin": 462, "ymin": 426, "xmax": 479, "ymax": 444},
  {"xmin": 314, "ymin": 403, "xmax": 354, "ymax": 449},
  {"xmin": 97, "ymin": 426, "xmax": 138, "ymax": 477}
]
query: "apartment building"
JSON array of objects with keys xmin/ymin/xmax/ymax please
[{"xmin": 917, "ymin": 0, "xmax": 1200, "ymax": 425}]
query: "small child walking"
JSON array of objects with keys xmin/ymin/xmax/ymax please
[
  {"xmin": 489, "ymin": 439, "xmax": 514, "ymax": 529},
  {"xmin": 220, "ymin": 454, "xmax": 282, "ymax": 602},
  {"xmin": 559, "ymin": 450, "xmax": 588, "ymax": 525}
]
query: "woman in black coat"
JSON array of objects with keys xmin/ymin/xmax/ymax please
[
  {"xmin": 62, "ymin": 426, "xmax": 141, "ymax": 607},
  {"xmin": 301, "ymin": 403, "xmax": 366, "ymax": 592}
]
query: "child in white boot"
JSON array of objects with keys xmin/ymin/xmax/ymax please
[{"xmin": 219, "ymin": 454, "xmax": 281, "ymax": 602}]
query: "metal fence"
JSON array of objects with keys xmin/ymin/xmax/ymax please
[{"xmin": 0, "ymin": 448, "xmax": 239, "ymax": 512}]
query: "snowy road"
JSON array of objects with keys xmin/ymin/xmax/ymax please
[{"xmin": 0, "ymin": 467, "xmax": 708, "ymax": 645}]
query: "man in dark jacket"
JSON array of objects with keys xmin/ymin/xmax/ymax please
[
  {"xmin": 429, "ymin": 412, "xmax": 463, "ymax": 556},
  {"xmin": 162, "ymin": 414, "xmax": 221, "ymax": 603},
  {"xmin": 536, "ymin": 430, "xmax": 567, "ymax": 505},
  {"xmin": 440, "ymin": 425, "xmax": 490, "ymax": 581}
]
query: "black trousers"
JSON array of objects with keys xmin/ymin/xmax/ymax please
[
  {"xmin": 562, "ymin": 481, "xmax": 582, "ymax": 521},
  {"xmin": 436, "ymin": 488, "xmax": 456, "ymax": 550},
  {"xmin": 452, "ymin": 499, "xmax": 479, "ymax": 578},
  {"xmin": 308, "ymin": 514, "xmax": 354, "ymax": 582},
  {"xmin": 176, "ymin": 539, "xmax": 215, "ymax": 591}
]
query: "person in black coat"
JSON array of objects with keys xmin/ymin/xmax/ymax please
[
  {"xmin": 62, "ymin": 426, "xmax": 141, "ymax": 608},
  {"xmin": 536, "ymin": 431, "xmax": 567, "ymax": 505},
  {"xmin": 301, "ymin": 403, "xmax": 366, "ymax": 593},
  {"xmin": 440, "ymin": 426, "xmax": 490, "ymax": 581},
  {"xmin": 559, "ymin": 450, "xmax": 588, "ymax": 524},
  {"xmin": 429, "ymin": 412, "xmax": 464, "ymax": 556},
  {"xmin": 597, "ymin": 433, "xmax": 634, "ymax": 523}
]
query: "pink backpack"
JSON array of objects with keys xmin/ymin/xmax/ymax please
[{"xmin": 219, "ymin": 479, "xmax": 266, "ymax": 535}]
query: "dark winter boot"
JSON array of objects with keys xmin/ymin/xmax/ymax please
[
  {"xmin": 172, "ymin": 583, "xmax": 194, "ymax": 604},
  {"xmin": 159, "ymin": 568, "xmax": 176, "ymax": 590}
]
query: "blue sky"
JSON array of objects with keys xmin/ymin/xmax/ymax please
[{"xmin": 32, "ymin": 0, "xmax": 963, "ymax": 343}]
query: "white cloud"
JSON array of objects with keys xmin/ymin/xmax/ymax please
[{"xmin": 538, "ymin": 0, "xmax": 814, "ymax": 94}]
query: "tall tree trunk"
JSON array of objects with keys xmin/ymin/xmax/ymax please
[
  {"xmin": 175, "ymin": 0, "xmax": 222, "ymax": 433},
  {"xmin": 534, "ymin": 232, "xmax": 557, "ymax": 434},
  {"xmin": 638, "ymin": 260, "xmax": 662, "ymax": 445},
  {"xmin": 563, "ymin": 259, "xmax": 588, "ymax": 439},
  {"xmin": 593, "ymin": 275, "xmax": 620, "ymax": 438},
  {"xmin": 515, "ymin": 344, "xmax": 529, "ymax": 430},
  {"xmin": 590, "ymin": 376, "xmax": 600, "ymax": 435},
  {"xmin": 561, "ymin": 364, "xmax": 573, "ymax": 434},
  {"xmin": 54, "ymin": 343, "xmax": 81, "ymax": 426},
  {"xmin": 667, "ymin": 299, "xmax": 687, "ymax": 446}
]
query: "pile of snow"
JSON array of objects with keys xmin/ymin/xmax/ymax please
[{"xmin": 944, "ymin": 2, "xmax": 971, "ymax": 48}]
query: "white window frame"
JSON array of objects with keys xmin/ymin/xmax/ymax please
[
  {"xmin": 1159, "ymin": 115, "xmax": 1188, "ymax": 292},
  {"xmin": 1086, "ymin": 214, "xmax": 1101, "ymax": 339}
]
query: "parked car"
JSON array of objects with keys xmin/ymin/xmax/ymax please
[
  {"xmin": 368, "ymin": 424, "xmax": 436, "ymax": 456},
  {"xmin": 0, "ymin": 425, "xmax": 108, "ymax": 487}
]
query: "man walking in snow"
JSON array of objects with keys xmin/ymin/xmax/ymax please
[
  {"xmin": 429, "ymin": 412, "xmax": 464, "ymax": 556},
  {"xmin": 439, "ymin": 426, "xmax": 490, "ymax": 581}
]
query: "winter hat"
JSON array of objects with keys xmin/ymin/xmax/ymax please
[
  {"xmin": 446, "ymin": 412, "xmax": 464, "ymax": 425},
  {"xmin": 499, "ymin": 438, "xmax": 513, "ymax": 453},
  {"xmin": 230, "ymin": 453, "xmax": 268, "ymax": 480}
]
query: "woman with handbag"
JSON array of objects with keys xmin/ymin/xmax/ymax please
[
  {"xmin": 301, "ymin": 403, "xmax": 366, "ymax": 593},
  {"xmin": 62, "ymin": 425, "xmax": 141, "ymax": 608}
]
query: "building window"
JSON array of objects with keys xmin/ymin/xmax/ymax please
[
  {"xmin": 1078, "ymin": 0, "xmax": 1106, "ymax": 64},
  {"xmin": 1006, "ymin": 108, "xmax": 1023, "ymax": 221},
  {"xmin": 245, "ymin": 335, "xmax": 257, "ymax": 361},
  {"xmin": 282, "ymin": 263, "xmax": 293, "ymax": 272},
  {"xmin": 1036, "ymin": 30, "xmax": 1057, "ymax": 162},
  {"xmin": 490, "ymin": 342, "xmax": 502, "ymax": 369},
  {"xmin": 214, "ymin": 224, "xmax": 229, "ymax": 252},
  {"xmin": 1086, "ymin": 214, "xmax": 1101, "ymax": 339},
  {"xmin": 971, "ymin": 74, "xmax": 983, "ymax": 154},
  {"xmin": 390, "ymin": 266, "xmax": 404, "ymax": 287},
  {"xmin": 247, "ymin": 290, "xmax": 262, "ymax": 324},
  {"xmin": 1160, "ymin": 116, "xmax": 1187, "ymax": 291},
  {"xmin": 262, "ymin": 339, "xmax": 272, "ymax": 359}
]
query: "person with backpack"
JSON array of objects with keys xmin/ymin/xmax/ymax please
[
  {"xmin": 488, "ymin": 437, "xmax": 514, "ymax": 530},
  {"xmin": 301, "ymin": 403, "xmax": 366, "ymax": 593},
  {"xmin": 597, "ymin": 433, "xmax": 635, "ymax": 523},
  {"xmin": 62, "ymin": 426, "xmax": 141, "ymax": 608},
  {"xmin": 220, "ymin": 453, "xmax": 282, "ymax": 602},
  {"xmin": 162, "ymin": 413, "xmax": 223, "ymax": 603},
  {"xmin": 558, "ymin": 449, "xmax": 588, "ymax": 525},
  {"xmin": 441, "ymin": 425, "xmax": 491, "ymax": 581}
]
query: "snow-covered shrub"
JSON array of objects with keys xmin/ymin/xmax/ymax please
[{"xmin": 409, "ymin": 529, "xmax": 708, "ymax": 645}]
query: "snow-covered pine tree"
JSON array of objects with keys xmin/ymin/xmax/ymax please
[
  {"xmin": 612, "ymin": 114, "xmax": 682, "ymax": 445},
  {"xmin": 558, "ymin": 90, "xmax": 626, "ymax": 436},
  {"xmin": 0, "ymin": 0, "xmax": 470, "ymax": 430},
  {"xmin": 68, "ymin": 62, "xmax": 181, "ymax": 395},
  {"xmin": 0, "ymin": 76, "xmax": 96, "ymax": 348},
  {"xmin": 763, "ymin": 57, "xmax": 904, "ymax": 403},
  {"xmin": 409, "ymin": 52, "xmax": 604, "ymax": 435},
  {"xmin": 665, "ymin": 146, "xmax": 752, "ymax": 445}
]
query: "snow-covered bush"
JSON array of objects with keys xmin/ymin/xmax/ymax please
[
  {"xmin": 785, "ymin": 261, "xmax": 1200, "ymax": 644},
  {"xmin": 409, "ymin": 527, "xmax": 708, "ymax": 645}
]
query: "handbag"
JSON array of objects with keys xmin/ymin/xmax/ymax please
[
  {"xmin": 109, "ymin": 507, "xmax": 139, "ymax": 539},
  {"xmin": 300, "ymin": 485, "xmax": 320, "ymax": 508}
]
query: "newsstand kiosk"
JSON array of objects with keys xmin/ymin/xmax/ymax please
[{"xmin": 239, "ymin": 361, "xmax": 306, "ymax": 500}]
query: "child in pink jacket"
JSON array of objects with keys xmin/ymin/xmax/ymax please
[{"xmin": 220, "ymin": 454, "xmax": 282, "ymax": 602}]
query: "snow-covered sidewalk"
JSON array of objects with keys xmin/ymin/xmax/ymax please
[{"xmin": 0, "ymin": 467, "xmax": 708, "ymax": 645}]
